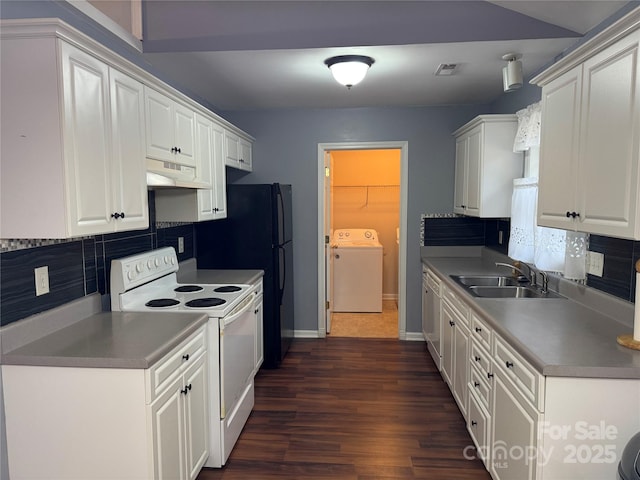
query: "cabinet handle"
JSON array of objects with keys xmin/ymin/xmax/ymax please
[
  {"xmin": 475, "ymin": 327, "xmax": 481, "ymax": 333},
  {"xmin": 471, "ymin": 420, "xmax": 477, "ymax": 427},
  {"xmin": 506, "ymin": 361, "xmax": 514, "ymax": 368},
  {"xmin": 566, "ymin": 211, "xmax": 580, "ymax": 219},
  {"xmin": 119, "ymin": 212, "xmax": 125, "ymax": 219},
  {"xmin": 182, "ymin": 354, "xmax": 190, "ymax": 361},
  {"xmin": 186, "ymin": 383, "xmax": 192, "ymax": 391},
  {"xmin": 449, "ymin": 320, "xmax": 455, "ymax": 327},
  {"xmin": 177, "ymin": 147, "xmax": 181, "ymax": 153},
  {"xmin": 111, "ymin": 212, "xmax": 121, "ymax": 219},
  {"xmin": 474, "ymin": 381, "xmax": 480, "ymax": 388},
  {"xmin": 566, "ymin": 211, "xmax": 572, "ymax": 218},
  {"xmin": 487, "ymin": 373, "xmax": 494, "ymax": 379},
  {"xmin": 181, "ymin": 387, "xmax": 188, "ymax": 395},
  {"xmin": 474, "ymin": 356, "xmax": 481, "ymax": 362},
  {"xmin": 171, "ymin": 147, "xmax": 177, "ymax": 153}
]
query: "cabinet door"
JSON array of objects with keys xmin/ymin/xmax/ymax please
[
  {"xmin": 453, "ymin": 136, "xmax": 467, "ymax": 214},
  {"xmin": 577, "ymin": 31, "xmax": 640, "ymax": 238},
  {"xmin": 452, "ymin": 322, "xmax": 469, "ymax": 419},
  {"xmin": 60, "ymin": 42, "xmax": 113, "ymax": 236},
  {"xmin": 195, "ymin": 114, "xmax": 216, "ymax": 221},
  {"xmin": 490, "ymin": 369, "xmax": 539, "ymax": 480},
  {"xmin": 174, "ymin": 102, "xmax": 196, "ymax": 167},
  {"xmin": 211, "ymin": 122, "xmax": 227, "ymax": 219},
  {"xmin": 109, "ymin": 69, "xmax": 149, "ymax": 231},
  {"xmin": 239, "ymin": 138, "xmax": 252, "ymax": 171},
  {"xmin": 538, "ymin": 65, "xmax": 582, "ymax": 230},
  {"xmin": 441, "ymin": 303, "xmax": 455, "ymax": 387},
  {"xmin": 145, "ymin": 88, "xmax": 175, "ymax": 162},
  {"xmin": 184, "ymin": 354, "xmax": 209, "ymax": 480},
  {"xmin": 150, "ymin": 377, "xmax": 186, "ymax": 480},
  {"xmin": 225, "ymin": 130, "xmax": 240, "ymax": 167},
  {"xmin": 465, "ymin": 127, "xmax": 482, "ymax": 216}
]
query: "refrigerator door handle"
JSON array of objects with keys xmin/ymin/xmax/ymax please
[
  {"xmin": 278, "ymin": 244, "xmax": 286, "ymax": 304},
  {"xmin": 276, "ymin": 186, "xmax": 286, "ymax": 245}
]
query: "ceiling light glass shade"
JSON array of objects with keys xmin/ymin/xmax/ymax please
[{"xmin": 324, "ymin": 55, "xmax": 375, "ymax": 88}]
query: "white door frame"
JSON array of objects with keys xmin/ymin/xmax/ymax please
[{"xmin": 317, "ymin": 141, "xmax": 409, "ymax": 339}]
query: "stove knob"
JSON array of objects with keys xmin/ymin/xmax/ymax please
[
  {"xmin": 164, "ymin": 255, "xmax": 170, "ymax": 264},
  {"xmin": 127, "ymin": 270, "xmax": 135, "ymax": 280},
  {"xmin": 170, "ymin": 257, "xmax": 176, "ymax": 265},
  {"xmin": 147, "ymin": 259, "xmax": 154, "ymax": 269},
  {"xmin": 154, "ymin": 258, "xmax": 160, "ymax": 267},
  {"xmin": 136, "ymin": 262, "xmax": 144, "ymax": 273}
]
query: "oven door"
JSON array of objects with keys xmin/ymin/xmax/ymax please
[{"xmin": 219, "ymin": 292, "xmax": 256, "ymax": 419}]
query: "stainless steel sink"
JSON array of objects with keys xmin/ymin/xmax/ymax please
[
  {"xmin": 467, "ymin": 285, "xmax": 565, "ymax": 299},
  {"xmin": 450, "ymin": 275, "xmax": 521, "ymax": 287}
]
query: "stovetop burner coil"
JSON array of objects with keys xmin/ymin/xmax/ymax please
[
  {"xmin": 185, "ymin": 298, "xmax": 226, "ymax": 308},
  {"xmin": 174, "ymin": 285, "xmax": 204, "ymax": 293},
  {"xmin": 146, "ymin": 298, "xmax": 180, "ymax": 308},
  {"xmin": 213, "ymin": 285, "xmax": 242, "ymax": 293}
]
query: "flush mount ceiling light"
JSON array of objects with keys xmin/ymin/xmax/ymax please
[
  {"xmin": 502, "ymin": 53, "xmax": 523, "ymax": 92},
  {"xmin": 324, "ymin": 55, "xmax": 375, "ymax": 89}
]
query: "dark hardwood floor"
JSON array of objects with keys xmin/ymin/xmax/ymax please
[{"xmin": 197, "ymin": 337, "xmax": 491, "ymax": 480}]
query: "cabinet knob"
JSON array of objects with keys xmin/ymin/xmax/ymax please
[
  {"xmin": 111, "ymin": 212, "xmax": 124, "ymax": 219},
  {"xmin": 471, "ymin": 420, "xmax": 477, "ymax": 427},
  {"xmin": 449, "ymin": 320, "xmax": 455, "ymax": 327},
  {"xmin": 474, "ymin": 356, "xmax": 481, "ymax": 362},
  {"xmin": 475, "ymin": 327, "xmax": 482, "ymax": 333},
  {"xmin": 487, "ymin": 373, "xmax": 494, "ymax": 379},
  {"xmin": 474, "ymin": 381, "xmax": 480, "ymax": 388},
  {"xmin": 180, "ymin": 387, "xmax": 188, "ymax": 395},
  {"xmin": 506, "ymin": 361, "xmax": 514, "ymax": 368},
  {"xmin": 182, "ymin": 354, "xmax": 190, "ymax": 361},
  {"xmin": 171, "ymin": 147, "xmax": 177, "ymax": 153},
  {"xmin": 120, "ymin": 212, "xmax": 125, "ymax": 219},
  {"xmin": 566, "ymin": 211, "xmax": 580, "ymax": 218}
]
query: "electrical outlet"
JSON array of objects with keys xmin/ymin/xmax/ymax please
[
  {"xmin": 587, "ymin": 251, "xmax": 604, "ymax": 277},
  {"xmin": 34, "ymin": 266, "xmax": 50, "ymax": 296},
  {"xmin": 498, "ymin": 230, "xmax": 504, "ymax": 245},
  {"xmin": 178, "ymin": 236, "xmax": 185, "ymax": 254}
]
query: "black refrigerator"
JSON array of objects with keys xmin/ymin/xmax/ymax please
[{"xmin": 195, "ymin": 183, "xmax": 293, "ymax": 368}]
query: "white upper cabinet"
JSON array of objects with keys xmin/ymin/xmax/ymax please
[
  {"xmin": 0, "ymin": 35, "xmax": 148, "ymax": 238},
  {"xmin": 225, "ymin": 130, "xmax": 253, "ymax": 171},
  {"xmin": 144, "ymin": 87, "xmax": 196, "ymax": 167},
  {"xmin": 453, "ymin": 115, "xmax": 523, "ymax": 218},
  {"xmin": 534, "ymin": 11, "xmax": 640, "ymax": 239},
  {"xmin": 155, "ymin": 114, "xmax": 227, "ymax": 222}
]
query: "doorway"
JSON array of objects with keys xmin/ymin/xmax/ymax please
[{"xmin": 317, "ymin": 141, "xmax": 409, "ymax": 339}]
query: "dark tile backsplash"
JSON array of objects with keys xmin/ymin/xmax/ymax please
[
  {"xmin": 0, "ymin": 191, "xmax": 196, "ymax": 326},
  {"xmin": 423, "ymin": 216, "xmax": 639, "ymax": 303}
]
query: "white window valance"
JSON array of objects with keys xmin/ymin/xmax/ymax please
[{"xmin": 513, "ymin": 101, "xmax": 542, "ymax": 152}]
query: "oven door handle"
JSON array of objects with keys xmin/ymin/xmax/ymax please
[{"xmin": 221, "ymin": 293, "xmax": 256, "ymax": 327}]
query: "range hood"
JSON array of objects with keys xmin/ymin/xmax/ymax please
[{"xmin": 146, "ymin": 159, "xmax": 211, "ymax": 189}]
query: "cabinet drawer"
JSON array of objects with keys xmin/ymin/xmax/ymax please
[
  {"xmin": 469, "ymin": 365, "xmax": 491, "ymax": 410},
  {"xmin": 470, "ymin": 312, "xmax": 491, "ymax": 352},
  {"xmin": 467, "ymin": 391, "xmax": 489, "ymax": 466},
  {"xmin": 493, "ymin": 334, "xmax": 545, "ymax": 411},
  {"xmin": 470, "ymin": 341, "xmax": 491, "ymax": 377},
  {"xmin": 426, "ymin": 270, "xmax": 441, "ymax": 296},
  {"xmin": 147, "ymin": 326, "xmax": 207, "ymax": 402},
  {"xmin": 443, "ymin": 285, "xmax": 469, "ymax": 328}
]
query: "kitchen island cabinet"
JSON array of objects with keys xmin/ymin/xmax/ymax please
[
  {"xmin": 422, "ymin": 252, "xmax": 640, "ymax": 480},
  {"xmin": 2, "ymin": 313, "xmax": 209, "ymax": 480},
  {"xmin": 533, "ymin": 10, "xmax": 640, "ymax": 239},
  {"xmin": 1, "ymin": 35, "xmax": 148, "ymax": 238}
]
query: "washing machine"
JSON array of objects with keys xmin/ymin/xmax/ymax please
[{"xmin": 331, "ymin": 228, "xmax": 383, "ymax": 312}]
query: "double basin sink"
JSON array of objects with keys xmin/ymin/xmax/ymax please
[{"xmin": 450, "ymin": 275, "xmax": 565, "ymax": 299}]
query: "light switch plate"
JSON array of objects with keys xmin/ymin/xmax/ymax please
[
  {"xmin": 587, "ymin": 251, "xmax": 604, "ymax": 277},
  {"xmin": 178, "ymin": 236, "xmax": 185, "ymax": 254},
  {"xmin": 34, "ymin": 266, "xmax": 50, "ymax": 296}
]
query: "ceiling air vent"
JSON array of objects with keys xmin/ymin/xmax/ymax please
[{"xmin": 435, "ymin": 63, "xmax": 458, "ymax": 76}]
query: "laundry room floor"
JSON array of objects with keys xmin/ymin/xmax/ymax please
[{"xmin": 329, "ymin": 299, "xmax": 398, "ymax": 338}]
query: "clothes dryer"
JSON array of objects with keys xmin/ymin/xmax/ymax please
[{"xmin": 331, "ymin": 228, "xmax": 383, "ymax": 312}]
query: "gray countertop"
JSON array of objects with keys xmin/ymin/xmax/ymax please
[
  {"xmin": 422, "ymin": 254, "xmax": 640, "ymax": 379},
  {"xmin": 1, "ymin": 311, "xmax": 208, "ymax": 369}
]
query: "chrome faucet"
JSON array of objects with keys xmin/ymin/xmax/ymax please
[
  {"xmin": 538, "ymin": 271, "xmax": 549, "ymax": 293},
  {"xmin": 495, "ymin": 262, "xmax": 536, "ymax": 286}
]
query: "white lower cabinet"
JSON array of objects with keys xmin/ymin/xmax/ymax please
[
  {"xmin": 441, "ymin": 285, "xmax": 470, "ymax": 419},
  {"xmin": 2, "ymin": 327, "xmax": 209, "ymax": 480}
]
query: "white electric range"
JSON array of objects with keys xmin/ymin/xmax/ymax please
[{"xmin": 110, "ymin": 247, "xmax": 258, "ymax": 468}]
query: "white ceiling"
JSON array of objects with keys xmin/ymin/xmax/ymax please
[{"xmin": 141, "ymin": 1, "xmax": 631, "ymax": 111}]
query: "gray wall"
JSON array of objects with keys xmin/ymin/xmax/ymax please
[{"xmin": 220, "ymin": 106, "xmax": 488, "ymax": 333}]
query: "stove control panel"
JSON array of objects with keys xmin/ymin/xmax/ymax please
[{"xmin": 110, "ymin": 247, "xmax": 178, "ymax": 295}]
